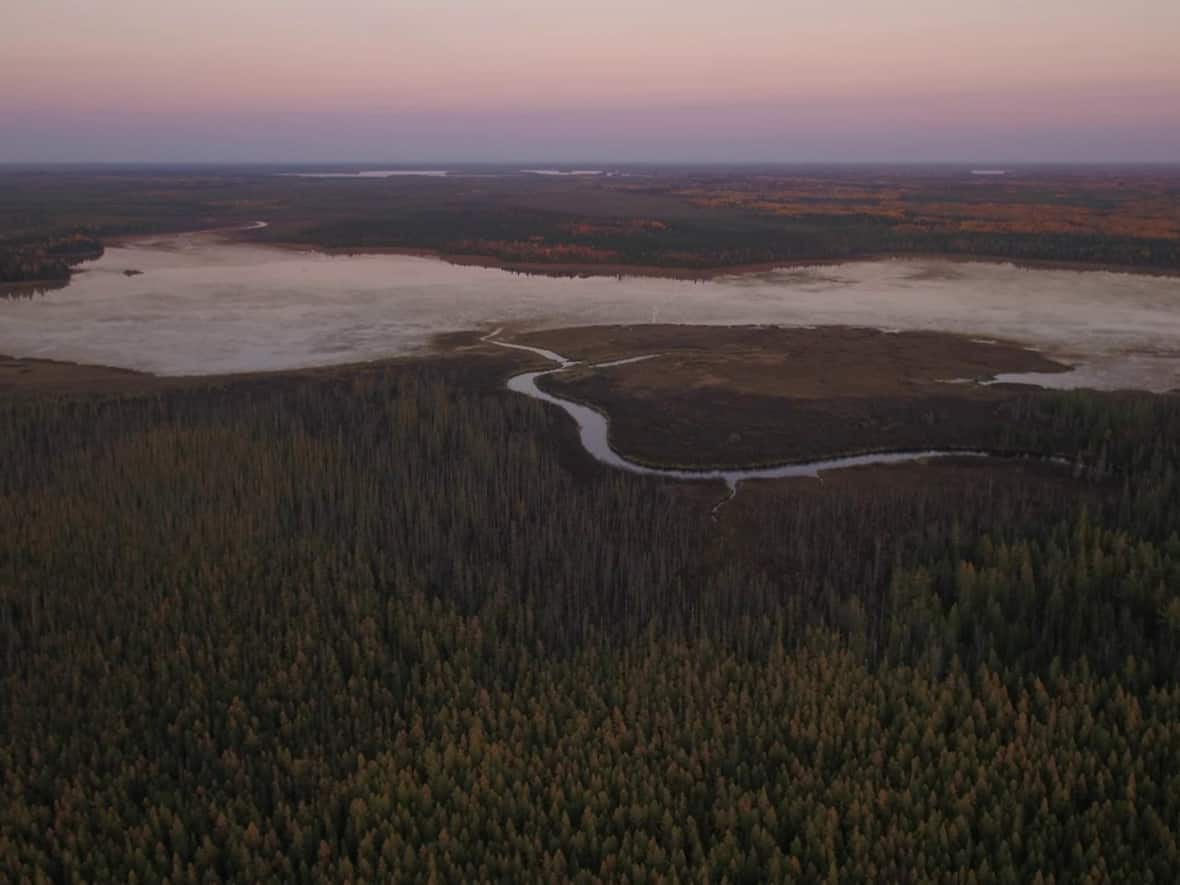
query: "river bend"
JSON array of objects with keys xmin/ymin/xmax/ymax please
[{"xmin": 485, "ymin": 330, "xmax": 1001, "ymax": 493}]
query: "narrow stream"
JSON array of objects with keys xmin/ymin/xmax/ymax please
[{"xmin": 484, "ymin": 330, "xmax": 999, "ymax": 494}]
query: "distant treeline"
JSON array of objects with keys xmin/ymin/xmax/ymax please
[
  {"xmin": 293, "ymin": 208, "xmax": 1180, "ymax": 272},
  {"xmin": 3, "ymin": 167, "xmax": 1178, "ymax": 278},
  {"xmin": 3, "ymin": 358, "xmax": 1180, "ymax": 881}
]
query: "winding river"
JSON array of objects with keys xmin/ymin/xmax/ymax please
[{"xmin": 484, "ymin": 330, "xmax": 1001, "ymax": 495}]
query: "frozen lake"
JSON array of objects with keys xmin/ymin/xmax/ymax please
[{"xmin": 2, "ymin": 229, "xmax": 1178, "ymax": 389}]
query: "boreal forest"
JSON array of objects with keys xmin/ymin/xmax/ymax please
[{"xmin": 3, "ymin": 349, "xmax": 1180, "ymax": 882}]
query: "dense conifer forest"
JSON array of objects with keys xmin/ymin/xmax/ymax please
[{"xmin": 3, "ymin": 358, "xmax": 1180, "ymax": 881}]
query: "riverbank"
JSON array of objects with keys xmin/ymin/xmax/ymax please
[
  {"xmin": 483, "ymin": 324, "xmax": 1075, "ymax": 469},
  {"xmin": 483, "ymin": 329, "xmax": 1083, "ymax": 495}
]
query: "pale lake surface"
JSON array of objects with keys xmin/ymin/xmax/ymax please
[
  {"xmin": 279, "ymin": 170, "xmax": 452, "ymax": 178},
  {"xmin": 2, "ymin": 230, "xmax": 1179, "ymax": 390}
]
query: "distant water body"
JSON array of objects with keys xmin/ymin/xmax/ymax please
[
  {"xmin": 521, "ymin": 169, "xmax": 605, "ymax": 176},
  {"xmin": 277, "ymin": 170, "xmax": 609, "ymax": 179},
  {"xmin": 1, "ymin": 230, "xmax": 1178, "ymax": 389},
  {"xmin": 278, "ymin": 170, "xmax": 451, "ymax": 178}
]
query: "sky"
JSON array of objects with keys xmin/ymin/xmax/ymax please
[{"xmin": 2, "ymin": 0, "xmax": 1179, "ymax": 163}]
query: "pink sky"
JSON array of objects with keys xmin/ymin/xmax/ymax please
[{"xmin": 3, "ymin": 0, "xmax": 1178, "ymax": 161}]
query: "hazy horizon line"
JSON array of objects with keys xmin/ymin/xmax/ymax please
[{"xmin": 4, "ymin": 160, "xmax": 1179, "ymax": 169}]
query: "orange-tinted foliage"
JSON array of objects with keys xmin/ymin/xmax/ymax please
[{"xmin": 667, "ymin": 175, "xmax": 1180, "ymax": 240}]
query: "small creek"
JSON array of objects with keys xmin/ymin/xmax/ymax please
[{"xmin": 484, "ymin": 330, "xmax": 1006, "ymax": 499}]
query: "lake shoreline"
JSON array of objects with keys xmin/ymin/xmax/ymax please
[
  {"xmin": 103, "ymin": 220, "xmax": 1180, "ymax": 280},
  {"xmin": 7, "ymin": 230, "xmax": 1179, "ymax": 390},
  {"xmin": 0, "ymin": 334, "xmax": 531, "ymax": 395},
  {"xmin": 0, "ymin": 279, "xmax": 70, "ymax": 297},
  {"xmin": 255, "ymin": 236, "xmax": 1180, "ymax": 281},
  {"xmin": 105, "ymin": 219, "xmax": 1180, "ymax": 281}
]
